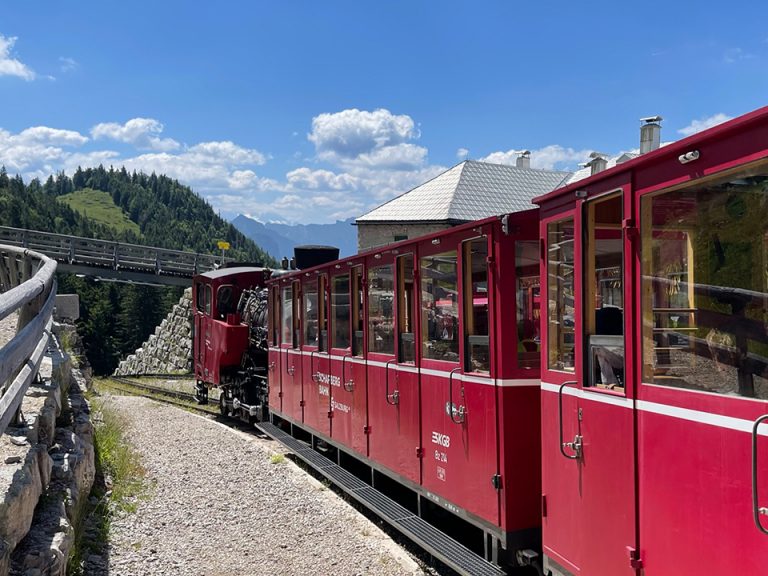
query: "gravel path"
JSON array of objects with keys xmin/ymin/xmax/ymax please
[{"xmin": 88, "ymin": 396, "xmax": 429, "ymax": 576}]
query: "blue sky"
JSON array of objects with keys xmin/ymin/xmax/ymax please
[{"xmin": 1, "ymin": 1, "xmax": 767, "ymax": 224}]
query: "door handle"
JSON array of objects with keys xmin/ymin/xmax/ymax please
[
  {"xmin": 342, "ymin": 354, "xmax": 354, "ymax": 391},
  {"xmin": 385, "ymin": 359, "xmax": 399, "ymax": 405},
  {"xmin": 558, "ymin": 381, "xmax": 582, "ymax": 460},
  {"xmin": 448, "ymin": 367, "xmax": 466, "ymax": 424},
  {"xmin": 752, "ymin": 414, "xmax": 768, "ymax": 535}
]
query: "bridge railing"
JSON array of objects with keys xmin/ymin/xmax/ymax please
[
  {"xmin": 0, "ymin": 245, "xmax": 57, "ymax": 437},
  {"xmin": 0, "ymin": 226, "xmax": 226, "ymax": 277}
]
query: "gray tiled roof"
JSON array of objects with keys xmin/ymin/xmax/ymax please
[{"xmin": 356, "ymin": 160, "xmax": 571, "ymax": 223}]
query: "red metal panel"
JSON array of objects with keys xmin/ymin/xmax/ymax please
[
  {"xmin": 302, "ymin": 350, "xmax": 331, "ymax": 436},
  {"xmin": 421, "ymin": 371, "xmax": 499, "ymax": 524},
  {"xmin": 328, "ymin": 355, "xmax": 368, "ymax": 455},
  {"xmin": 367, "ymin": 357, "xmax": 421, "ymax": 483},
  {"xmin": 268, "ymin": 346, "xmax": 281, "ymax": 412},
  {"xmin": 639, "ymin": 405, "xmax": 768, "ymax": 574},
  {"xmin": 281, "ymin": 348, "xmax": 303, "ymax": 421}
]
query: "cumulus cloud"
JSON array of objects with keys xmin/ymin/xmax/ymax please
[
  {"xmin": 91, "ymin": 118, "xmax": 181, "ymax": 152},
  {"xmin": 58, "ymin": 57, "xmax": 78, "ymax": 73},
  {"xmin": 286, "ymin": 167, "xmax": 360, "ymax": 191},
  {"xmin": 678, "ymin": 113, "xmax": 733, "ymax": 137},
  {"xmin": 456, "ymin": 148, "xmax": 469, "ymax": 160},
  {"xmin": 482, "ymin": 144, "xmax": 590, "ymax": 171},
  {"xmin": 16, "ymin": 126, "xmax": 88, "ymax": 146},
  {"xmin": 0, "ymin": 35, "xmax": 36, "ymax": 81}
]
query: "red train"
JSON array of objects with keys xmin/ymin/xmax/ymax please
[{"xmin": 193, "ymin": 106, "xmax": 768, "ymax": 576}]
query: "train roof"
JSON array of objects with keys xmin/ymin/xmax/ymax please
[{"xmin": 196, "ymin": 266, "xmax": 267, "ymax": 281}]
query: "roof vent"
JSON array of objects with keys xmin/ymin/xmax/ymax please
[
  {"xmin": 640, "ymin": 115, "xmax": 663, "ymax": 154},
  {"xmin": 516, "ymin": 150, "xmax": 531, "ymax": 169},
  {"xmin": 586, "ymin": 152, "xmax": 608, "ymax": 176}
]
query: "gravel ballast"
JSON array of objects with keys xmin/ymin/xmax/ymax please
[{"xmin": 86, "ymin": 396, "xmax": 429, "ymax": 576}]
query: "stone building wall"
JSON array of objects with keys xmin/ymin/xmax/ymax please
[
  {"xmin": 114, "ymin": 288, "xmax": 193, "ymax": 376},
  {"xmin": 357, "ymin": 222, "xmax": 451, "ymax": 252}
]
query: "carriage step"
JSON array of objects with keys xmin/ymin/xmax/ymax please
[{"xmin": 257, "ymin": 421, "xmax": 505, "ymax": 576}]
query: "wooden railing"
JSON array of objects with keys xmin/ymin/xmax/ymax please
[
  {"xmin": 0, "ymin": 226, "xmax": 226, "ymax": 278},
  {"xmin": 0, "ymin": 246, "xmax": 57, "ymax": 436}
]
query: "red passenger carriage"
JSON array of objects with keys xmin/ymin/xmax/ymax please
[{"xmin": 536, "ymin": 107, "xmax": 768, "ymax": 576}]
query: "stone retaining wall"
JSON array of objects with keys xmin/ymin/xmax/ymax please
[
  {"xmin": 0, "ymin": 323, "xmax": 95, "ymax": 576},
  {"xmin": 114, "ymin": 288, "xmax": 193, "ymax": 375}
]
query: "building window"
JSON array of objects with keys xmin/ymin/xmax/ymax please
[{"xmin": 394, "ymin": 234, "xmax": 408, "ymax": 242}]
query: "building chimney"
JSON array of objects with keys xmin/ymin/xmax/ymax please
[
  {"xmin": 640, "ymin": 115, "xmax": 663, "ymax": 154},
  {"xmin": 587, "ymin": 152, "xmax": 608, "ymax": 176},
  {"xmin": 516, "ymin": 150, "xmax": 531, "ymax": 169}
]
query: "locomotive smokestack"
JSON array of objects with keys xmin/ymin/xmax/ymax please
[{"xmin": 293, "ymin": 245, "xmax": 340, "ymax": 270}]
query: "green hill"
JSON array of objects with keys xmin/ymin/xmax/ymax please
[{"xmin": 58, "ymin": 188, "xmax": 142, "ymax": 237}]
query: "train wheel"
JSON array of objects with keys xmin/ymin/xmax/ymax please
[{"xmin": 219, "ymin": 393, "xmax": 228, "ymax": 417}]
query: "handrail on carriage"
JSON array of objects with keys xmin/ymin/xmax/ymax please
[{"xmin": 0, "ymin": 245, "xmax": 57, "ymax": 437}]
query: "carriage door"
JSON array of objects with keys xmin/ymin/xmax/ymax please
[{"xmin": 577, "ymin": 191, "xmax": 638, "ymax": 575}]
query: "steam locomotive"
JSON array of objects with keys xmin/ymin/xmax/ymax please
[{"xmin": 192, "ymin": 107, "xmax": 768, "ymax": 576}]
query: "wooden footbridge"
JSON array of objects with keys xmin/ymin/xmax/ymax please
[{"xmin": 0, "ymin": 226, "xmax": 228, "ymax": 286}]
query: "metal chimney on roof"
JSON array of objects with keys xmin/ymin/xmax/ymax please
[
  {"xmin": 640, "ymin": 115, "xmax": 663, "ymax": 154},
  {"xmin": 516, "ymin": 150, "xmax": 531, "ymax": 169},
  {"xmin": 587, "ymin": 152, "xmax": 608, "ymax": 176}
]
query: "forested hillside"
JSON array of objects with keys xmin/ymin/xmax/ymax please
[{"xmin": 0, "ymin": 165, "xmax": 274, "ymax": 374}]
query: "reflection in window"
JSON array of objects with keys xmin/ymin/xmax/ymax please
[
  {"xmin": 398, "ymin": 254, "xmax": 416, "ymax": 363},
  {"xmin": 319, "ymin": 275, "xmax": 328, "ymax": 351},
  {"xmin": 216, "ymin": 285, "xmax": 235, "ymax": 319},
  {"xmin": 368, "ymin": 265, "xmax": 395, "ymax": 354},
  {"xmin": 641, "ymin": 167, "xmax": 768, "ymax": 399},
  {"xmin": 421, "ymin": 251, "xmax": 459, "ymax": 362},
  {"xmin": 547, "ymin": 219, "xmax": 575, "ymax": 371},
  {"xmin": 332, "ymin": 274, "xmax": 350, "ymax": 349},
  {"xmin": 303, "ymin": 281, "xmax": 319, "ymax": 347},
  {"xmin": 352, "ymin": 267, "xmax": 364, "ymax": 356},
  {"xmin": 464, "ymin": 238, "xmax": 490, "ymax": 373},
  {"xmin": 281, "ymin": 285, "xmax": 293, "ymax": 346},
  {"xmin": 516, "ymin": 241, "xmax": 541, "ymax": 369},
  {"xmin": 205, "ymin": 285, "xmax": 212, "ymax": 317},
  {"xmin": 585, "ymin": 194, "xmax": 624, "ymax": 389}
]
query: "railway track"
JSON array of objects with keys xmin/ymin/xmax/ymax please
[{"xmin": 100, "ymin": 375, "xmax": 221, "ymax": 416}]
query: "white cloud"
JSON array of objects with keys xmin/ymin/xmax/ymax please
[
  {"xmin": 91, "ymin": 118, "xmax": 181, "ymax": 151},
  {"xmin": 456, "ymin": 148, "xmax": 469, "ymax": 160},
  {"xmin": 482, "ymin": 144, "xmax": 590, "ymax": 171},
  {"xmin": 308, "ymin": 108, "xmax": 423, "ymax": 168},
  {"xmin": 187, "ymin": 141, "xmax": 266, "ymax": 165},
  {"xmin": 678, "ymin": 113, "xmax": 733, "ymax": 137},
  {"xmin": 0, "ymin": 35, "xmax": 36, "ymax": 81},
  {"xmin": 723, "ymin": 47, "xmax": 755, "ymax": 64},
  {"xmin": 286, "ymin": 167, "xmax": 360, "ymax": 191},
  {"xmin": 59, "ymin": 57, "xmax": 78, "ymax": 73},
  {"xmin": 16, "ymin": 126, "xmax": 88, "ymax": 146}
]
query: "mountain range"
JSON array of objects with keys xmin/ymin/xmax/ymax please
[{"xmin": 231, "ymin": 214, "xmax": 358, "ymax": 260}]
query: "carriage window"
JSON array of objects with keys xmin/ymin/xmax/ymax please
[
  {"xmin": 319, "ymin": 275, "xmax": 328, "ymax": 351},
  {"xmin": 216, "ymin": 284, "xmax": 235, "ymax": 319},
  {"xmin": 204, "ymin": 284, "xmax": 212, "ymax": 317},
  {"xmin": 464, "ymin": 238, "xmax": 490, "ymax": 374},
  {"xmin": 332, "ymin": 274, "xmax": 350, "ymax": 349},
  {"xmin": 281, "ymin": 285, "xmax": 294, "ymax": 346},
  {"xmin": 368, "ymin": 265, "xmax": 395, "ymax": 354},
  {"xmin": 641, "ymin": 167, "xmax": 768, "ymax": 399},
  {"xmin": 352, "ymin": 267, "xmax": 364, "ymax": 356},
  {"xmin": 398, "ymin": 254, "xmax": 416, "ymax": 364},
  {"xmin": 585, "ymin": 194, "xmax": 624, "ymax": 389},
  {"xmin": 196, "ymin": 282, "xmax": 206, "ymax": 313},
  {"xmin": 421, "ymin": 251, "xmax": 459, "ymax": 362},
  {"xmin": 304, "ymin": 280, "xmax": 319, "ymax": 347},
  {"xmin": 516, "ymin": 241, "xmax": 541, "ymax": 370},
  {"xmin": 269, "ymin": 287, "xmax": 278, "ymax": 345},
  {"xmin": 547, "ymin": 218, "xmax": 575, "ymax": 372}
]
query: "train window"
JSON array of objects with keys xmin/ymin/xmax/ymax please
[
  {"xmin": 319, "ymin": 275, "xmax": 328, "ymax": 351},
  {"xmin": 269, "ymin": 287, "xmax": 278, "ymax": 345},
  {"xmin": 463, "ymin": 238, "xmax": 490, "ymax": 374},
  {"xmin": 281, "ymin": 285, "xmax": 293, "ymax": 346},
  {"xmin": 303, "ymin": 280, "xmax": 319, "ymax": 347},
  {"xmin": 352, "ymin": 267, "xmax": 364, "ymax": 356},
  {"xmin": 398, "ymin": 254, "xmax": 416, "ymax": 364},
  {"xmin": 421, "ymin": 250, "xmax": 459, "ymax": 362},
  {"xmin": 584, "ymin": 194, "xmax": 624, "ymax": 389},
  {"xmin": 195, "ymin": 282, "xmax": 205, "ymax": 313},
  {"xmin": 332, "ymin": 274, "xmax": 350, "ymax": 350},
  {"xmin": 547, "ymin": 218, "xmax": 575, "ymax": 372},
  {"xmin": 516, "ymin": 241, "xmax": 541, "ymax": 369},
  {"xmin": 216, "ymin": 285, "xmax": 235, "ymax": 319},
  {"xmin": 368, "ymin": 265, "xmax": 395, "ymax": 354},
  {"xmin": 204, "ymin": 284, "xmax": 212, "ymax": 317},
  {"xmin": 641, "ymin": 167, "xmax": 768, "ymax": 399}
]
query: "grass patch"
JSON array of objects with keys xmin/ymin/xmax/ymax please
[
  {"xmin": 68, "ymin": 393, "xmax": 149, "ymax": 575},
  {"xmin": 58, "ymin": 188, "xmax": 142, "ymax": 237},
  {"xmin": 270, "ymin": 453, "xmax": 286, "ymax": 465}
]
